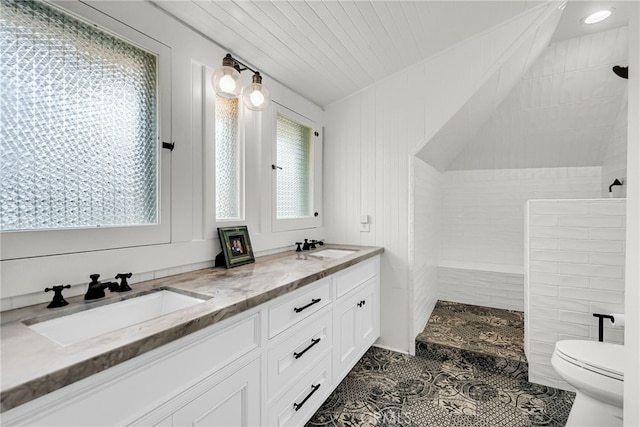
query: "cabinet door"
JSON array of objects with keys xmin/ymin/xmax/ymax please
[
  {"xmin": 333, "ymin": 278, "xmax": 378, "ymax": 384},
  {"xmin": 171, "ymin": 358, "xmax": 260, "ymax": 427}
]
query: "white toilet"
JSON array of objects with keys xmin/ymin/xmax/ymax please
[{"xmin": 551, "ymin": 340, "xmax": 624, "ymax": 427}]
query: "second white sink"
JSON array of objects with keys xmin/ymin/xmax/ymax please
[{"xmin": 27, "ymin": 290, "xmax": 206, "ymax": 346}]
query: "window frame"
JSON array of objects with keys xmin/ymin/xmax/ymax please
[
  {"xmin": 0, "ymin": 0, "xmax": 171, "ymax": 260},
  {"xmin": 271, "ymin": 103, "xmax": 322, "ymax": 233}
]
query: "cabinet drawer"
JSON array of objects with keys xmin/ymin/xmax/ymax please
[
  {"xmin": 267, "ymin": 309, "xmax": 332, "ymax": 399},
  {"xmin": 335, "ymin": 258, "xmax": 377, "ymax": 298},
  {"xmin": 268, "ymin": 280, "xmax": 331, "ymax": 338},
  {"xmin": 267, "ymin": 355, "xmax": 331, "ymax": 427}
]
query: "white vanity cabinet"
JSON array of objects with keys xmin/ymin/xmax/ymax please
[
  {"xmin": 333, "ymin": 258, "xmax": 380, "ymax": 384},
  {"xmin": 1, "ymin": 311, "xmax": 262, "ymax": 427},
  {"xmin": 2, "ymin": 253, "xmax": 381, "ymax": 427}
]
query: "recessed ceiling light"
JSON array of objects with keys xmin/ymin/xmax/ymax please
[{"xmin": 583, "ymin": 9, "xmax": 613, "ymax": 24}]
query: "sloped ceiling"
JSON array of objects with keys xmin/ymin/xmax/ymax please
[
  {"xmin": 150, "ymin": 0, "xmax": 545, "ymax": 107},
  {"xmin": 418, "ymin": 1, "xmax": 630, "ymax": 171},
  {"xmin": 447, "ymin": 26, "xmax": 628, "ymax": 170}
]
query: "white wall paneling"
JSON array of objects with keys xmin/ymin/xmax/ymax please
[{"xmin": 525, "ymin": 199, "xmax": 626, "ymax": 390}]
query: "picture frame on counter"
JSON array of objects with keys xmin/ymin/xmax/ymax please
[{"xmin": 217, "ymin": 226, "xmax": 255, "ymax": 268}]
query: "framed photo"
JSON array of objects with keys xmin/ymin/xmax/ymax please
[{"xmin": 218, "ymin": 226, "xmax": 255, "ymax": 268}]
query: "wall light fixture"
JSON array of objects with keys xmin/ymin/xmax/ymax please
[{"xmin": 212, "ymin": 53, "xmax": 271, "ymax": 111}]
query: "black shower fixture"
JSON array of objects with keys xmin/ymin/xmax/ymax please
[
  {"xmin": 612, "ymin": 65, "xmax": 628, "ymax": 79},
  {"xmin": 609, "ymin": 178, "xmax": 623, "ymax": 193}
]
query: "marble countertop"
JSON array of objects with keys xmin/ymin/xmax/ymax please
[{"xmin": 0, "ymin": 244, "xmax": 383, "ymax": 412}]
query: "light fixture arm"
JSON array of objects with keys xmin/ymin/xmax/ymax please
[
  {"xmin": 214, "ymin": 53, "xmax": 271, "ymax": 111},
  {"xmin": 223, "ymin": 53, "xmax": 259, "ymax": 75}
]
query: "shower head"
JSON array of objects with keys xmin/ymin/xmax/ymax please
[{"xmin": 612, "ymin": 66, "xmax": 628, "ymax": 79}]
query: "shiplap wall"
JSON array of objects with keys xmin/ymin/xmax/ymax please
[
  {"xmin": 525, "ymin": 199, "xmax": 626, "ymax": 390},
  {"xmin": 411, "ymin": 158, "xmax": 442, "ymax": 340},
  {"xmin": 440, "ymin": 167, "xmax": 602, "ymax": 268},
  {"xmin": 324, "ymin": 3, "xmax": 562, "ymax": 353}
]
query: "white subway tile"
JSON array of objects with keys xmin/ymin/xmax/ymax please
[
  {"xmin": 529, "ymin": 260, "xmax": 558, "ymax": 273},
  {"xmin": 530, "ymin": 284, "xmax": 559, "ymax": 297},
  {"xmin": 559, "ymin": 239, "xmax": 623, "ymax": 253},
  {"xmin": 529, "ymin": 201, "xmax": 590, "ymax": 215},
  {"xmin": 590, "ymin": 227, "xmax": 625, "ymax": 240},
  {"xmin": 530, "ymin": 272, "xmax": 589, "ymax": 287},
  {"xmin": 559, "ymin": 287, "xmax": 624, "ymax": 304},
  {"xmin": 590, "ymin": 253, "xmax": 625, "ymax": 266},
  {"xmin": 558, "ymin": 215, "xmax": 624, "ymax": 228},
  {"xmin": 558, "ymin": 263, "xmax": 623, "ymax": 278},
  {"xmin": 530, "ymin": 226, "xmax": 590, "ymax": 239},
  {"xmin": 530, "ymin": 215, "xmax": 559, "ymax": 226},
  {"xmin": 558, "ymin": 310, "xmax": 593, "ymax": 325},
  {"xmin": 531, "ymin": 250, "xmax": 589, "ymax": 264},
  {"xmin": 529, "ymin": 306, "xmax": 559, "ymax": 319},
  {"xmin": 588, "ymin": 200, "xmax": 626, "ymax": 215},
  {"xmin": 530, "ymin": 238, "xmax": 559, "ymax": 249},
  {"xmin": 529, "ymin": 328, "xmax": 559, "ymax": 343},
  {"xmin": 589, "ymin": 277, "xmax": 625, "ymax": 291}
]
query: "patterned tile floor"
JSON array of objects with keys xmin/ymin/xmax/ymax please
[
  {"xmin": 416, "ymin": 300, "xmax": 527, "ymax": 362},
  {"xmin": 307, "ymin": 301, "xmax": 575, "ymax": 427}
]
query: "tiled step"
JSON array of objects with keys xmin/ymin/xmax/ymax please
[{"xmin": 416, "ymin": 300, "xmax": 526, "ymax": 364}]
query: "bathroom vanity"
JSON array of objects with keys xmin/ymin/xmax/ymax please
[{"xmin": 0, "ymin": 245, "xmax": 382, "ymax": 426}]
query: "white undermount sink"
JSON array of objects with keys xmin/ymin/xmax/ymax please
[
  {"xmin": 310, "ymin": 249, "xmax": 357, "ymax": 259},
  {"xmin": 27, "ymin": 290, "xmax": 206, "ymax": 346}
]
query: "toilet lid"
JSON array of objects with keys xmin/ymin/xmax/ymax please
[{"xmin": 555, "ymin": 340, "xmax": 624, "ymax": 381}]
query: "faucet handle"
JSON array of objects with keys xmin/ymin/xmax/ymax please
[
  {"xmin": 114, "ymin": 273, "xmax": 133, "ymax": 292},
  {"xmin": 44, "ymin": 284, "xmax": 71, "ymax": 309},
  {"xmin": 295, "ymin": 242, "xmax": 302, "ymax": 252},
  {"xmin": 89, "ymin": 273, "xmax": 100, "ymax": 283}
]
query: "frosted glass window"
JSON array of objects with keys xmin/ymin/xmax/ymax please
[
  {"xmin": 276, "ymin": 113, "xmax": 313, "ymax": 219},
  {"xmin": 215, "ymin": 96, "xmax": 240, "ymax": 220},
  {"xmin": 0, "ymin": 0, "xmax": 158, "ymax": 231}
]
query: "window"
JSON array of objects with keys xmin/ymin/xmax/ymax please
[
  {"xmin": 272, "ymin": 106, "xmax": 322, "ymax": 231},
  {"xmin": 215, "ymin": 96, "xmax": 242, "ymax": 220},
  {"xmin": 0, "ymin": 0, "xmax": 170, "ymax": 259}
]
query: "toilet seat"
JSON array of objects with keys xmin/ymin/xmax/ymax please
[{"xmin": 555, "ymin": 340, "xmax": 624, "ymax": 381}]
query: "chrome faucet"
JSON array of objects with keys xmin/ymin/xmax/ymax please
[{"xmin": 84, "ymin": 274, "xmax": 118, "ymax": 301}]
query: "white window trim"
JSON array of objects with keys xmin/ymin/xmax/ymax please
[
  {"xmin": 271, "ymin": 103, "xmax": 322, "ymax": 233},
  {"xmin": 203, "ymin": 67, "xmax": 246, "ymax": 241},
  {"xmin": 0, "ymin": 1, "xmax": 171, "ymax": 261}
]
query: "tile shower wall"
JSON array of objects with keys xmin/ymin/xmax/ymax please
[
  {"xmin": 441, "ymin": 167, "xmax": 602, "ymax": 268},
  {"xmin": 525, "ymin": 199, "xmax": 626, "ymax": 390},
  {"xmin": 602, "ymin": 98, "xmax": 628, "ymax": 198},
  {"xmin": 411, "ymin": 157, "xmax": 442, "ymax": 341},
  {"xmin": 437, "ymin": 167, "xmax": 601, "ymax": 311}
]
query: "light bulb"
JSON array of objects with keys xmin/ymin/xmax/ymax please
[
  {"xmin": 242, "ymin": 82, "xmax": 271, "ymax": 111},
  {"xmin": 211, "ymin": 65, "xmax": 242, "ymax": 98},
  {"xmin": 219, "ymin": 74, "xmax": 236, "ymax": 93},
  {"xmin": 249, "ymin": 90, "xmax": 265, "ymax": 107}
]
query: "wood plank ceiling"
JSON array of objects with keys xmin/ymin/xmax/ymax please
[{"xmin": 150, "ymin": 0, "xmax": 544, "ymax": 107}]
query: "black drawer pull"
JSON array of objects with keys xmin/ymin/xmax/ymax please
[
  {"xmin": 294, "ymin": 298, "xmax": 321, "ymax": 313},
  {"xmin": 294, "ymin": 338, "xmax": 321, "ymax": 359},
  {"xmin": 293, "ymin": 384, "xmax": 321, "ymax": 411},
  {"xmin": 357, "ymin": 300, "xmax": 366, "ymax": 307}
]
